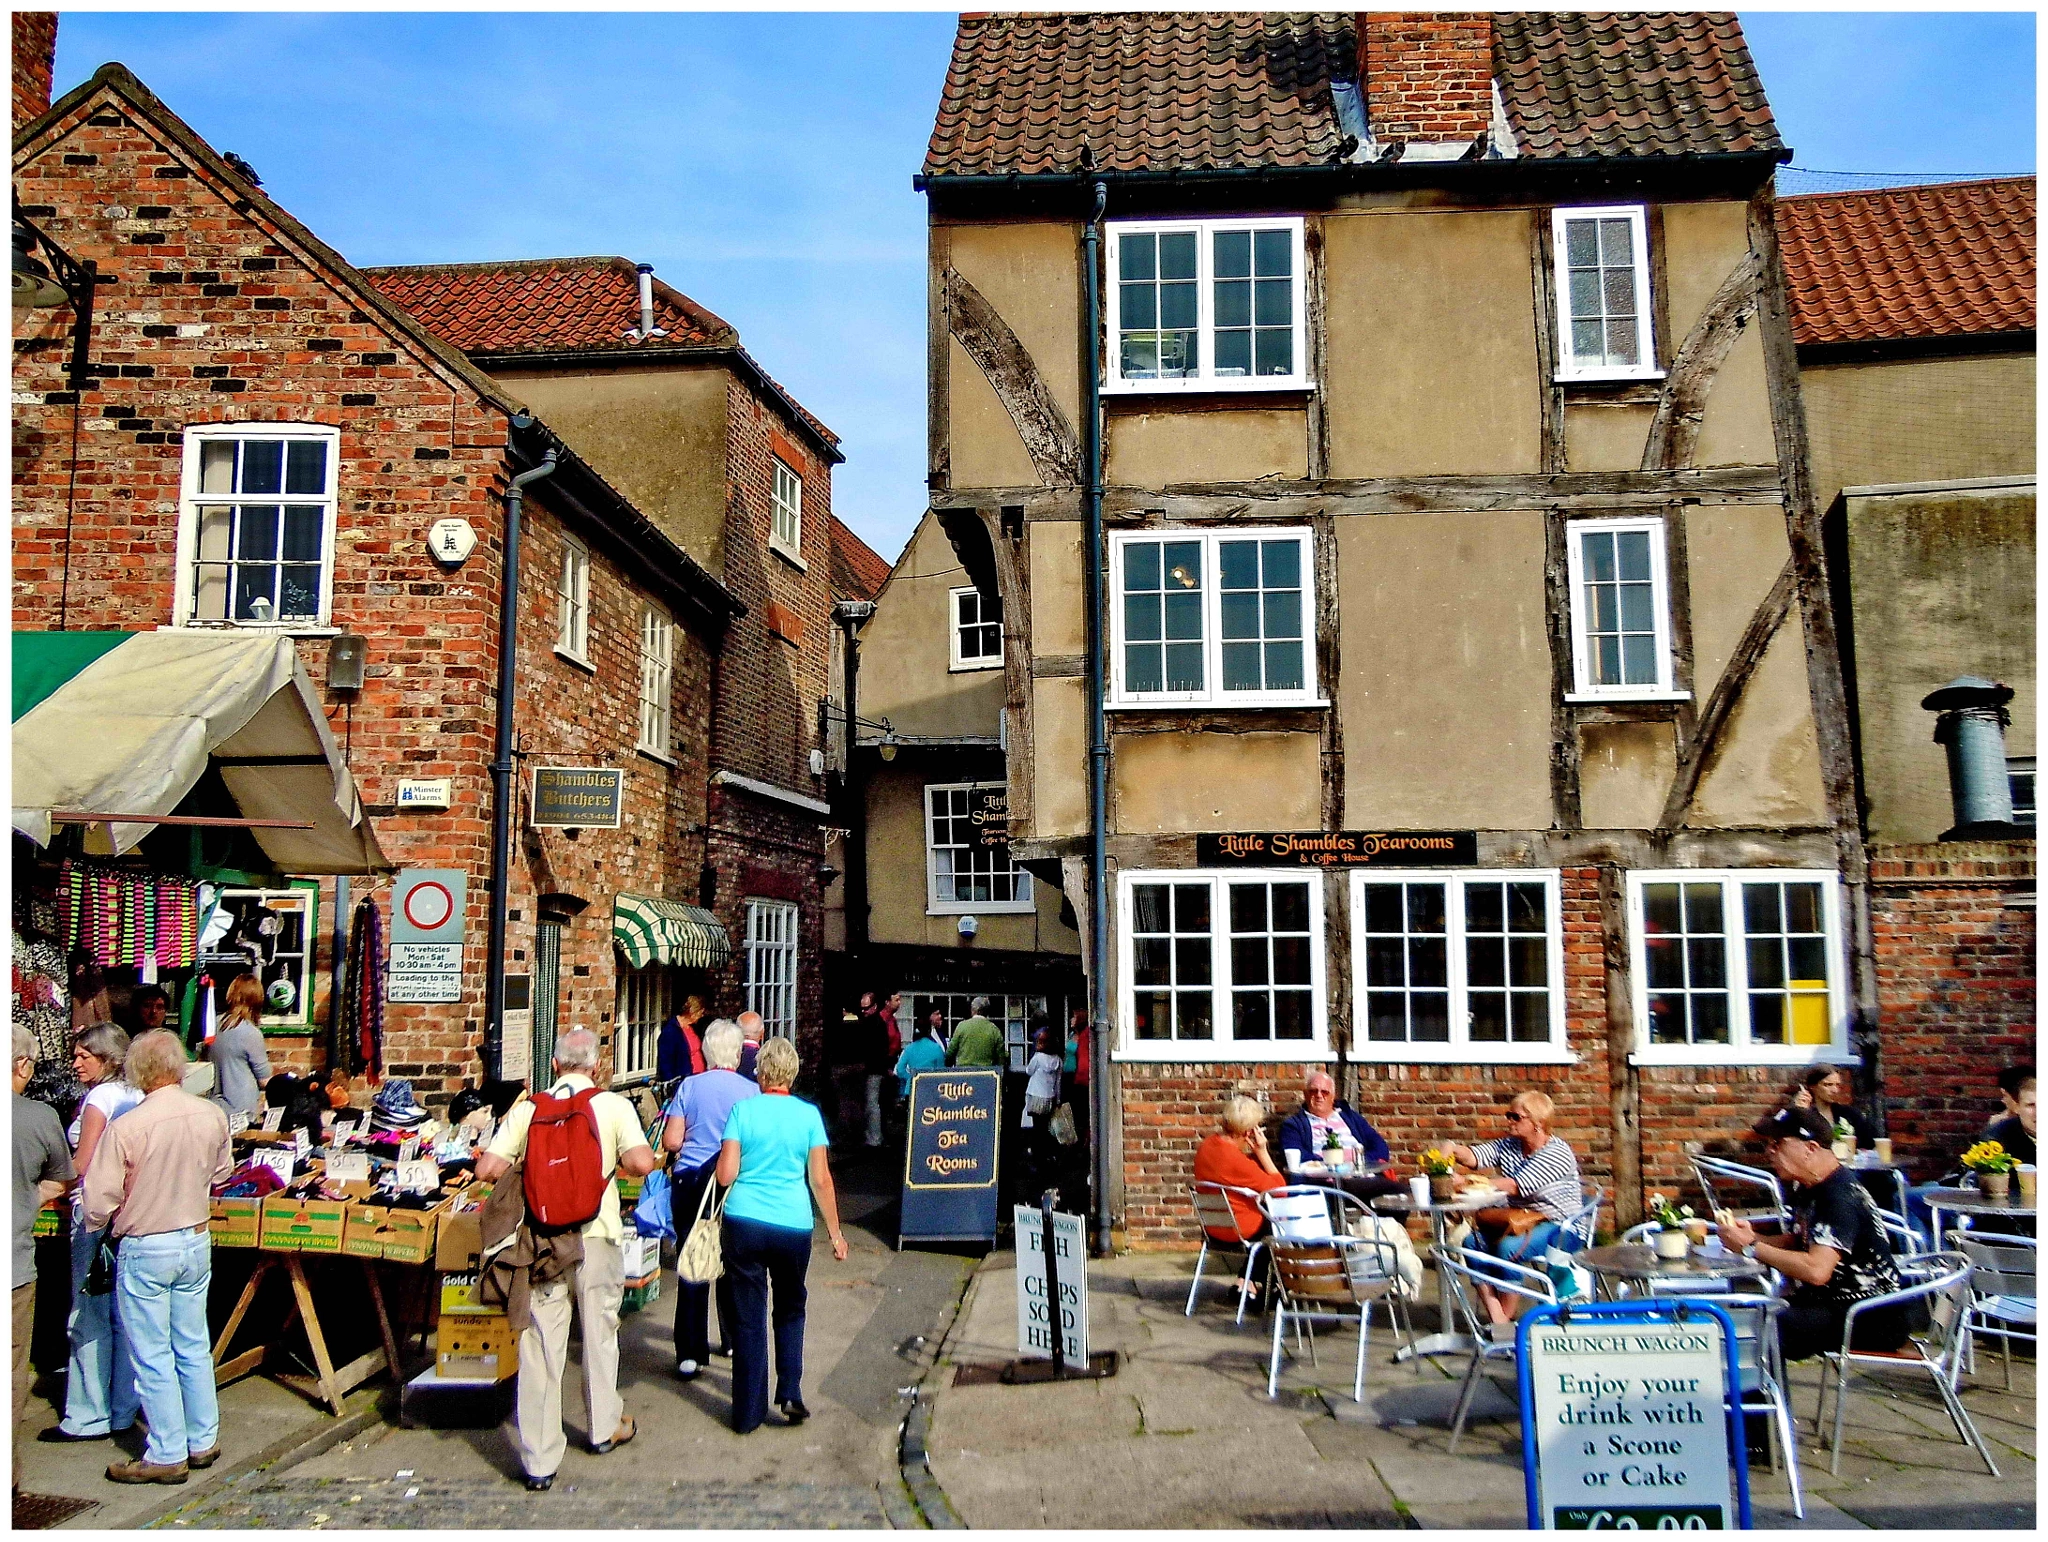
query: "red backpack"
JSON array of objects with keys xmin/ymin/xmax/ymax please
[{"xmin": 522, "ymin": 1086, "xmax": 609, "ymax": 1231}]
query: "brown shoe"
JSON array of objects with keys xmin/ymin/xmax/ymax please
[
  {"xmin": 590, "ymin": 1415, "xmax": 636, "ymax": 1455},
  {"xmin": 106, "ymin": 1457, "xmax": 189, "ymax": 1485},
  {"xmin": 186, "ymin": 1446, "xmax": 223, "ymax": 1470}
]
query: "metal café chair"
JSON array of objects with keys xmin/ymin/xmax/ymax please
[
  {"xmin": 1715, "ymin": 1294, "xmax": 1805, "ymax": 1518},
  {"xmin": 1950, "ymin": 1230, "xmax": 2037, "ymax": 1389},
  {"xmin": 1184, "ymin": 1182, "xmax": 1271, "ymax": 1325},
  {"xmin": 1814, "ymin": 1251, "xmax": 1999, "ymax": 1476},
  {"xmin": 1558, "ymin": 1187, "xmax": 1603, "ymax": 1253},
  {"xmin": 1693, "ymin": 1154, "xmax": 1787, "ymax": 1219},
  {"xmin": 1437, "ymin": 1247, "xmax": 1558, "ymax": 1451},
  {"xmin": 1258, "ymin": 1187, "xmax": 1409, "ymax": 1403}
]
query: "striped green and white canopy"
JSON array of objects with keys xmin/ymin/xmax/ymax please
[{"xmin": 613, "ymin": 892, "xmax": 733, "ymax": 971}]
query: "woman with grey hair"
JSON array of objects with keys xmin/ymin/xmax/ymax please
[
  {"xmin": 660, "ymin": 1019, "xmax": 759, "ymax": 1379},
  {"xmin": 41, "ymin": 1022, "xmax": 143, "ymax": 1444}
]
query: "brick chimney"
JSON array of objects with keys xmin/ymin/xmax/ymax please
[
  {"xmin": 13, "ymin": 11, "xmax": 57, "ymax": 132},
  {"xmin": 1357, "ymin": 12, "xmax": 1494, "ymax": 143}
]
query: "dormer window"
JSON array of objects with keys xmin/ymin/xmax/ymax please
[
  {"xmin": 1106, "ymin": 217, "xmax": 1309, "ymax": 393},
  {"xmin": 1552, "ymin": 204, "xmax": 1660, "ymax": 382}
]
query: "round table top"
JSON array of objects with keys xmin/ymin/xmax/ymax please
[
  {"xmin": 1577, "ymin": 1242, "xmax": 1770, "ymax": 1284},
  {"xmin": 1921, "ymin": 1186, "xmax": 2037, "ymax": 1218},
  {"xmin": 1369, "ymin": 1188, "xmax": 1508, "ymax": 1215}
]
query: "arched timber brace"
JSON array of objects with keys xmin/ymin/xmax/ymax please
[
  {"xmin": 1641, "ymin": 249, "xmax": 1764, "ymax": 472},
  {"xmin": 945, "ymin": 268, "xmax": 1081, "ymax": 486},
  {"xmin": 1658, "ymin": 557, "xmax": 1797, "ymax": 830}
]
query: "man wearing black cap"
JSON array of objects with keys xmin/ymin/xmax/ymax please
[{"xmin": 1716, "ymin": 1105, "xmax": 1913, "ymax": 1362}]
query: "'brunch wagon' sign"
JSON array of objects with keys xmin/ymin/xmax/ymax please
[{"xmin": 1195, "ymin": 830, "xmax": 1478, "ymax": 868}]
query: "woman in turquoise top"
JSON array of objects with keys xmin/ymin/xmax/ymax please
[
  {"xmin": 892, "ymin": 1018, "xmax": 946, "ymax": 1113},
  {"xmin": 714, "ymin": 1036, "xmax": 847, "ymax": 1433}
]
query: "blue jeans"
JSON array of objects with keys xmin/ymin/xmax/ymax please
[
  {"xmin": 1487, "ymin": 1220, "xmax": 1561, "ymax": 1263},
  {"xmin": 723, "ymin": 1214, "xmax": 811, "ymax": 1434},
  {"xmin": 114, "ymin": 1226, "xmax": 218, "ymax": 1467},
  {"xmin": 61, "ymin": 1220, "xmax": 140, "ymax": 1436}
]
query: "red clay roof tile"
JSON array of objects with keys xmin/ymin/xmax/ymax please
[
  {"xmin": 829, "ymin": 516, "xmax": 891, "ymax": 601},
  {"xmin": 362, "ymin": 256, "xmax": 734, "ymax": 354},
  {"xmin": 1777, "ymin": 177, "xmax": 2036, "ymax": 346}
]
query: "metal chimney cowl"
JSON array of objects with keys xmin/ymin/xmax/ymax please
[{"xmin": 1921, "ymin": 675, "xmax": 2025, "ymax": 841}]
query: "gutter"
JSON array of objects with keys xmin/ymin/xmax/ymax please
[
  {"xmin": 1796, "ymin": 330, "xmax": 2035, "ymax": 368},
  {"xmin": 1081, "ymin": 178, "xmax": 1112, "ymax": 1258}
]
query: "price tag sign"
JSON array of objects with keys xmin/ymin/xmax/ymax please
[
  {"xmin": 292, "ymin": 1126, "xmax": 312, "ymax": 1159},
  {"xmin": 395, "ymin": 1160, "xmax": 440, "ymax": 1194},
  {"xmin": 251, "ymin": 1149, "xmax": 296, "ymax": 1185},
  {"xmin": 261, "ymin": 1106, "xmax": 285, "ymax": 1132},
  {"xmin": 229, "ymin": 1112, "xmax": 251, "ymax": 1135},
  {"xmin": 398, "ymin": 1135, "xmax": 421, "ymax": 1162},
  {"xmin": 325, "ymin": 1150, "xmax": 371, "ymax": 1182}
]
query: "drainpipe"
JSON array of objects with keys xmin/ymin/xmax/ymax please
[
  {"xmin": 833, "ymin": 600, "xmax": 876, "ymax": 956},
  {"xmin": 1082, "ymin": 179, "xmax": 1111, "ymax": 1256},
  {"xmin": 484, "ymin": 432, "xmax": 558, "ymax": 1083}
]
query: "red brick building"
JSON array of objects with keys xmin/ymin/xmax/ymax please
[{"xmin": 13, "ymin": 59, "xmax": 741, "ymax": 1101}]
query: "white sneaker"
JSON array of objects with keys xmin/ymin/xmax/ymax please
[{"xmin": 676, "ymin": 1359, "xmax": 700, "ymax": 1379}]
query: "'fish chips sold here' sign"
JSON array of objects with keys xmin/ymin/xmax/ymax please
[
  {"xmin": 1519, "ymin": 1301, "xmax": 1750, "ymax": 1530},
  {"xmin": 1014, "ymin": 1204, "xmax": 1088, "ymax": 1362},
  {"xmin": 898, "ymin": 1069, "xmax": 1001, "ymax": 1246}
]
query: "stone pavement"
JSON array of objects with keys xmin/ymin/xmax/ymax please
[{"xmin": 925, "ymin": 1250, "xmax": 2036, "ymax": 1531}]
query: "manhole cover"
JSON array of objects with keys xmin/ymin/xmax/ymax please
[{"xmin": 13, "ymin": 1492, "xmax": 100, "ymax": 1530}]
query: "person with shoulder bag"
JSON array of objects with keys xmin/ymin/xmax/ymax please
[
  {"xmin": 658, "ymin": 1019, "xmax": 759, "ymax": 1380},
  {"xmin": 1441, "ymin": 1090, "xmax": 1584, "ymax": 1329},
  {"xmin": 475, "ymin": 1028, "xmax": 656, "ymax": 1492}
]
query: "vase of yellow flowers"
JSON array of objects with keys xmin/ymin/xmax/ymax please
[
  {"xmin": 1962, "ymin": 1140, "xmax": 2018, "ymax": 1199},
  {"xmin": 1421, "ymin": 1148, "xmax": 1457, "ymax": 1202},
  {"xmin": 1647, "ymin": 1192, "xmax": 1696, "ymax": 1259}
]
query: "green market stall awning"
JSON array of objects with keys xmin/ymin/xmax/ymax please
[
  {"xmin": 613, "ymin": 893, "xmax": 732, "ymax": 970},
  {"xmin": 12, "ymin": 630, "xmax": 389, "ymax": 875}
]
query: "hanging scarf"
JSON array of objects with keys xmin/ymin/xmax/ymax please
[{"xmin": 342, "ymin": 897, "xmax": 385, "ymax": 1084}]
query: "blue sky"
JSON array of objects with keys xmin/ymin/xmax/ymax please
[{"xmin": 51, "ymin": 9, "xmax": 2035, "ymax": 564}]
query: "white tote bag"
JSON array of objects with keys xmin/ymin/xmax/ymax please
[{"xmin": 676, "ymin": 1177, "xmax": 727, "ymax": 1285}]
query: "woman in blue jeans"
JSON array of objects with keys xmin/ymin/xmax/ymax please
[{"xmin": 714, "ymin": 1037, "xmax": 848, "ymax": 1433}]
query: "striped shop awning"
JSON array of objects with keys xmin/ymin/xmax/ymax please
[{"xmin": 612, "ymin": 893, "xmax": 733, "ymax": 971}]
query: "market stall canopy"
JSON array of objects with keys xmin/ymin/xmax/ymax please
[
  {"xmin": 613, "ymin": 893, "xmax": 732, "ymax": 970},
  {"xmin": 12, "ymin": 630, "xmax": 390, "ymax": 874}
]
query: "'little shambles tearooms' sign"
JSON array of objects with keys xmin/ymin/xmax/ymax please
[
  {"xmin": 1195, "ymin": 830, "xmax": 1479, "ymax": 868},
  {"xmin": 898, "ymin": 1069, "xmax": 1002, "ymax": 1247},
  {"xmin": 1519, "ymin": 1300, "xmax": 1751, "ymax": 1530},
  {"xmin": 530, "ymin": 766, "xmax": 625, "ymax": 829},
  {"xmin": 968, "ymin": 785, "xmax": 1011, "ymax": 851}
]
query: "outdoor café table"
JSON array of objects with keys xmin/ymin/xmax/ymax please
[
  {"xmin": 1369, "ymin": 1188, "xmax": 1508, "ymax": 1363},
  {"xmin": 1921, "ymin": 1186, "xmax": 2038, "ymax": 1244},
  {"xmin": 1578, "ymin": 1242, "xmax": 1771, "ymax": 1300}
]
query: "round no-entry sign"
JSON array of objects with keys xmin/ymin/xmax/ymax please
[
  {"xmin": 391, "ymin": 869, "xmax": 466, "ymax": 945},
  {"xmin": 402, "ymin": 880, "xmax": 454, "ymax": 933}
]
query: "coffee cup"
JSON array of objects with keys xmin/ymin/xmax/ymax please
[
  {"xmin": 2019, "ymin": 1166, "xmax": 2038, "ymax": 1204},
  {"xmin": 1284, "ymin": 1148, "xmax": 1302, "ymax": 1173},
  {"xmin": 1409, "ymin": 1175, "xmax": 1432, "ymax": 1208},
  {"xmin": 1683, "ymin": 1218, "xmax": 1710, "ymax": 1246},
  {"xmin": 1873, "ymin": 1137, "xmax": 1894, "ymax": 1165}
]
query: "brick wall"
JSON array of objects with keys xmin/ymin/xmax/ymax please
[
  {"xmin": 13, "ymin": 11, "xmax": 55, "ymax": 132},
  {"xmin": 1358, "ymin": 12, "xmax": 1494, "ymax": 142},
  {"xmin": 1869, "ymin": 842, "xmax": 2036, "ymax": 1179},
  {"xmin": 704, "ymin": 785, "xmax": 828, "ymax": 1079}
]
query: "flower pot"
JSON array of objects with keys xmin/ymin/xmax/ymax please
[
  {"xmin": 1429, "ymin": 1174, "xmax": 1456, "ymax": 1202},
  {"xmin": 1976, "ymin": 1170, "xmax": 2012, "ymax": 1200},
  {"xmin": 1832, "ymin": 1139, "xmax": 1856, "ymax": 1161},
  {"xmin": 1653, "ymin": 1228, "xmax": 1691, "ymax": 1261}
]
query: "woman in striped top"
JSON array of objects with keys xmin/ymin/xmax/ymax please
[{"xmin": 1445, "ymin": 1090, "xmax": 1584, "ymax": 1324}]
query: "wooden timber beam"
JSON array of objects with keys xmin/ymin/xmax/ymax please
[{"xmin": 944, "ymin": 268, "xmax": 1081, "ymax": 486}]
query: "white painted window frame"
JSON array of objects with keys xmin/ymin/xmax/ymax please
[
  {"xmin": 613, "ymin": 964, "xmax": 664, "ymax": 1085},
  {"xmin": 1347, "ymin": 869, "xmax": 1573, "ymax": 1066},
  {"xmin": 1114, "ymin": 867, "xmax": 1329, "ymax": 1064},
  {"xmin": 172, "ymin": 423, "xmax": 341, "ymax": 630},
  {"xmin": 1105, "ymin": 216, "xmax": 1310, "ymax": 394},
  {"xmin": 770, "ymin": 458, "xmax": 803, "ymax": 562},
  {"xmin": 2009, "ymin": 756, "xmax": 2036, "ymax": 826},
  {"xmin": 637, "ymin": 603, "xmax": 674, "ymax": 759},
  {"xmin": 556, "ymin": 535, "xmax": 591, "ymax": 666},
  {"xmin": 215, "ymin": 883, "xmax": 318, "ymax": 1028},
  {"xmin": 1563, "ymin": 516, "xmax": 1685, "ymax": 701},
  {"xmin": 1627, "ymin": 869, "xmax": 1853, "ymax": 1067},
  {"xmin": 1552, "ymin": 204, "xmax": 1662, "ymax": 382},
  {"xmin": 948, "ymin": 586, "xmax": 1003, "ymax": 671},
  {"xmin": 925, "ymin": 781, "xmax": 1034, "ymax": 915},
  {"xmin": 744, "ymin": 898, "xmax": 799, "ymax": 1039},
  {"xmin": 1108, "ymin": 527, "xmax": 1323, "ymax": 709}
]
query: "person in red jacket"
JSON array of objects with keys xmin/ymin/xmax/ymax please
[{"xmin": 1192, "ymin": 1097, "xmax": 1288, "ymax": 1240}]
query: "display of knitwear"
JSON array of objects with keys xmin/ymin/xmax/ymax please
[
  {"xmin": 12, "ymin": 929, "xmax": 84, "ymax": 1120},
  {"xmin": 59, "ymin": 860, "xmax": 200, "ymax": 972},
  {"xmin": 340, "ymin": 897, "xmax": 386, "ymax": 1083}
]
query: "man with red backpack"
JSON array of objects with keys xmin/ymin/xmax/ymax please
[{"xmin": 474, "ymin": 1028, "xmax": 655, "ymax": 1491}]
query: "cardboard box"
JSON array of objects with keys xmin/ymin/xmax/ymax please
[
  {"xmin": 619, "ymin": 1233, "xmax": 660, "ymax": 1280},
  {"xmin": 209, "ymin": 1197, "xmax": 262, "ymax": 1249},
  {"xmin": 342, "ymin": 1202, "xmax": 388, "ymax": 1259},
  {"xmin": 379, "ymin": 1200, "xmax": 443, "ymax": 1266},
  {"xmin": 622, "ymin": 1277, "xmax": 661, "ymax": 1313},
  {"xmin": 438, "ymin": 1271, "xmax": 497, "ymax": 1316},
  {"xmin": 259, "ymin": 1196, "xmax": 349, "ymax": 1254},
  {"xmin": 33, "ymin": 1204, "xmax": 65, "ymax": 1239},
  {"xmin": 437, "ymin": 1310, "xmax": 518, "ymax": 1382},
  {"xmin": 433, "ymin": 1200, "xmax": 484, "ymax": 1273}
]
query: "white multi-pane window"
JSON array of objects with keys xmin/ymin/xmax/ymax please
[
  {"xmin": 1628, "ymin": 870, "xmax": 1847, "ymax": 1064},
  {"xmin": 950, "ymin": 587, "xmax": 1003, "ymax": 670},
  {"xmin": 213, "ymin": 885, "xmax": 317, "ymax": 1026},
  {"xmin": 613, "ymin": 965, "xmax": 665, "ymax": 1084},
  {"xmin": 1565, "ymin": 517, "xmax": 1678, "ymax": 698},
  {"xmin": 556, "ymin": 537, "xmax": 590, "ymax": 663},
  {"xmin": 176, "ymin": 424, "xmax": 340, "ymax": 626},
  {"xmin": 1349, "ymin": 871, "xmax": 1569, "ymax": 1063},
  {"xmin": 907, "ymin": 993, "xmax": 1058, "ymax": 1074},
  {"xmin": 1552, "ymin": 205, "xmax": 1659, "ymax": 381},
  {"xmin": 744, "ymin": 899, "xmax": 799, "ymax": 1039},
  {"xmin": 770, "ymin": 459, "xmax": 803, "ymax": 559},
  {"xmin": 926, "ymin": 783, "xmax": 1032, "ymax": 913},
  {"xmin": 1110, "ymin": 529, "xmax": 1316, "ymax": 707},
  {"xmin": 637, "ymin": 604, "xmax": 673, "ymax": 757},
  {"xmin": 2009, "ymin": 757, "xmax": 2036, "ymax": 826},
  {"xmin": 1107, "ymin": 217, "xmax": 1308, "ymax": 392},
  {"xmin": 1119, "ymin": 870, "xmax": 1326, "ymax": 1060}
]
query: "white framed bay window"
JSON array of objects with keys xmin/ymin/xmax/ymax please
[
  {"xmin": 174, "ymin": 423, "xmax": 340, "ymax": 628},
  {"xmin": 1627, "ymin": 870, "xmax": 1850, "ymax": 1066},
  {"xmin": 1110, "ymin": 528, "xmax": 1319, "ymax": 707},
  {"xmin": 1117, "ymin": 869, "xmax": 1327, "ymax": 1061},
  {"xmin": 1349, "ymin": 870, "xmax": 1571, "ymax": 1064},
  {"xmin": 1552, "ymin": 204, "xmax": 1659, "ymax": 382},
  {"xmin": 1564, "ymin": 517, "xmax": 1682, "ymax": 700},
  {"xmin": 925, "ymin": 782, "xmax": 1032, "ymax": 914},
  {"xmin": 1107, "ymin": 217, "xmax": 1308, "ymax": 392}
]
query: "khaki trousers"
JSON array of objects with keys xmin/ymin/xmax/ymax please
[
  {"xmin": 514, "ymin": 1235, "xmax": 623, "ymax": 1479},
  {"xmin": 15, "ymin": 1281, "xmax": 38, "ymax": 1490}
]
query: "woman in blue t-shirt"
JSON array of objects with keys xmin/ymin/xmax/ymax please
[{"xmin": 714, "ymin": 1035, "xmax": 849, "ymax": 1433}]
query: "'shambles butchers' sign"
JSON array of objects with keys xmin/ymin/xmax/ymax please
[{"xmin": 1195, "ymin": 830, "xmax": 1478, "ymax": 868}]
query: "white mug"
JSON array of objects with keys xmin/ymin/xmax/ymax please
[
  {"xmin": 1283, "ymin": 1148, "xmax": 1302, "ymax": 1173},
  {"xmin": 1409, "ymin": 1175, "xmax": 1432, "ymax": 1208}
]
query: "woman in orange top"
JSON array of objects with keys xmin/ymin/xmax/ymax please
[{"xmin": 1192, "ymin": 1097, "xmax": 1288, "ymax": 1240}]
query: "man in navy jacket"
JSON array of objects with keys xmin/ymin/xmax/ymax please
[{"xmin": 1277, "ymin": 1070, "xmax": 1390, "ymax": 1166}]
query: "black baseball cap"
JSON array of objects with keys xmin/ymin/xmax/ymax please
[{"xmin": 1754, "ymin": 1105, "xmax": 1835, "ymax": 1147}]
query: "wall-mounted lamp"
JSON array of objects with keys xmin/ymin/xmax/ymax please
[
  {"xmin": 13, "ymin": 214, "xmax": 97, "ymax": 392},
  {"xmin": 328, "ymin": 633, "xmax": 368, "ymax": 693}
]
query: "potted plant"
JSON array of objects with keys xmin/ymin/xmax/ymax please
[
  {"xmin": 1421, "ymin": 1148, "xmax": 1457, "ymax": 1202},
  {"xmin": 1961, "ymin": 1140, "xmax": 2019, "ymax": 1199},
  {"xmin": 1647, "ymin": 1192, "xmax": 1697, "ymax": 1259},
  {"xmin": 1322, "ymin": 1126, "xmax": 1350, "ymax": 1173},
  {"xmin": 1832, "ymin": 1115, "xmax": 1857, "ymax": 1162}
]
